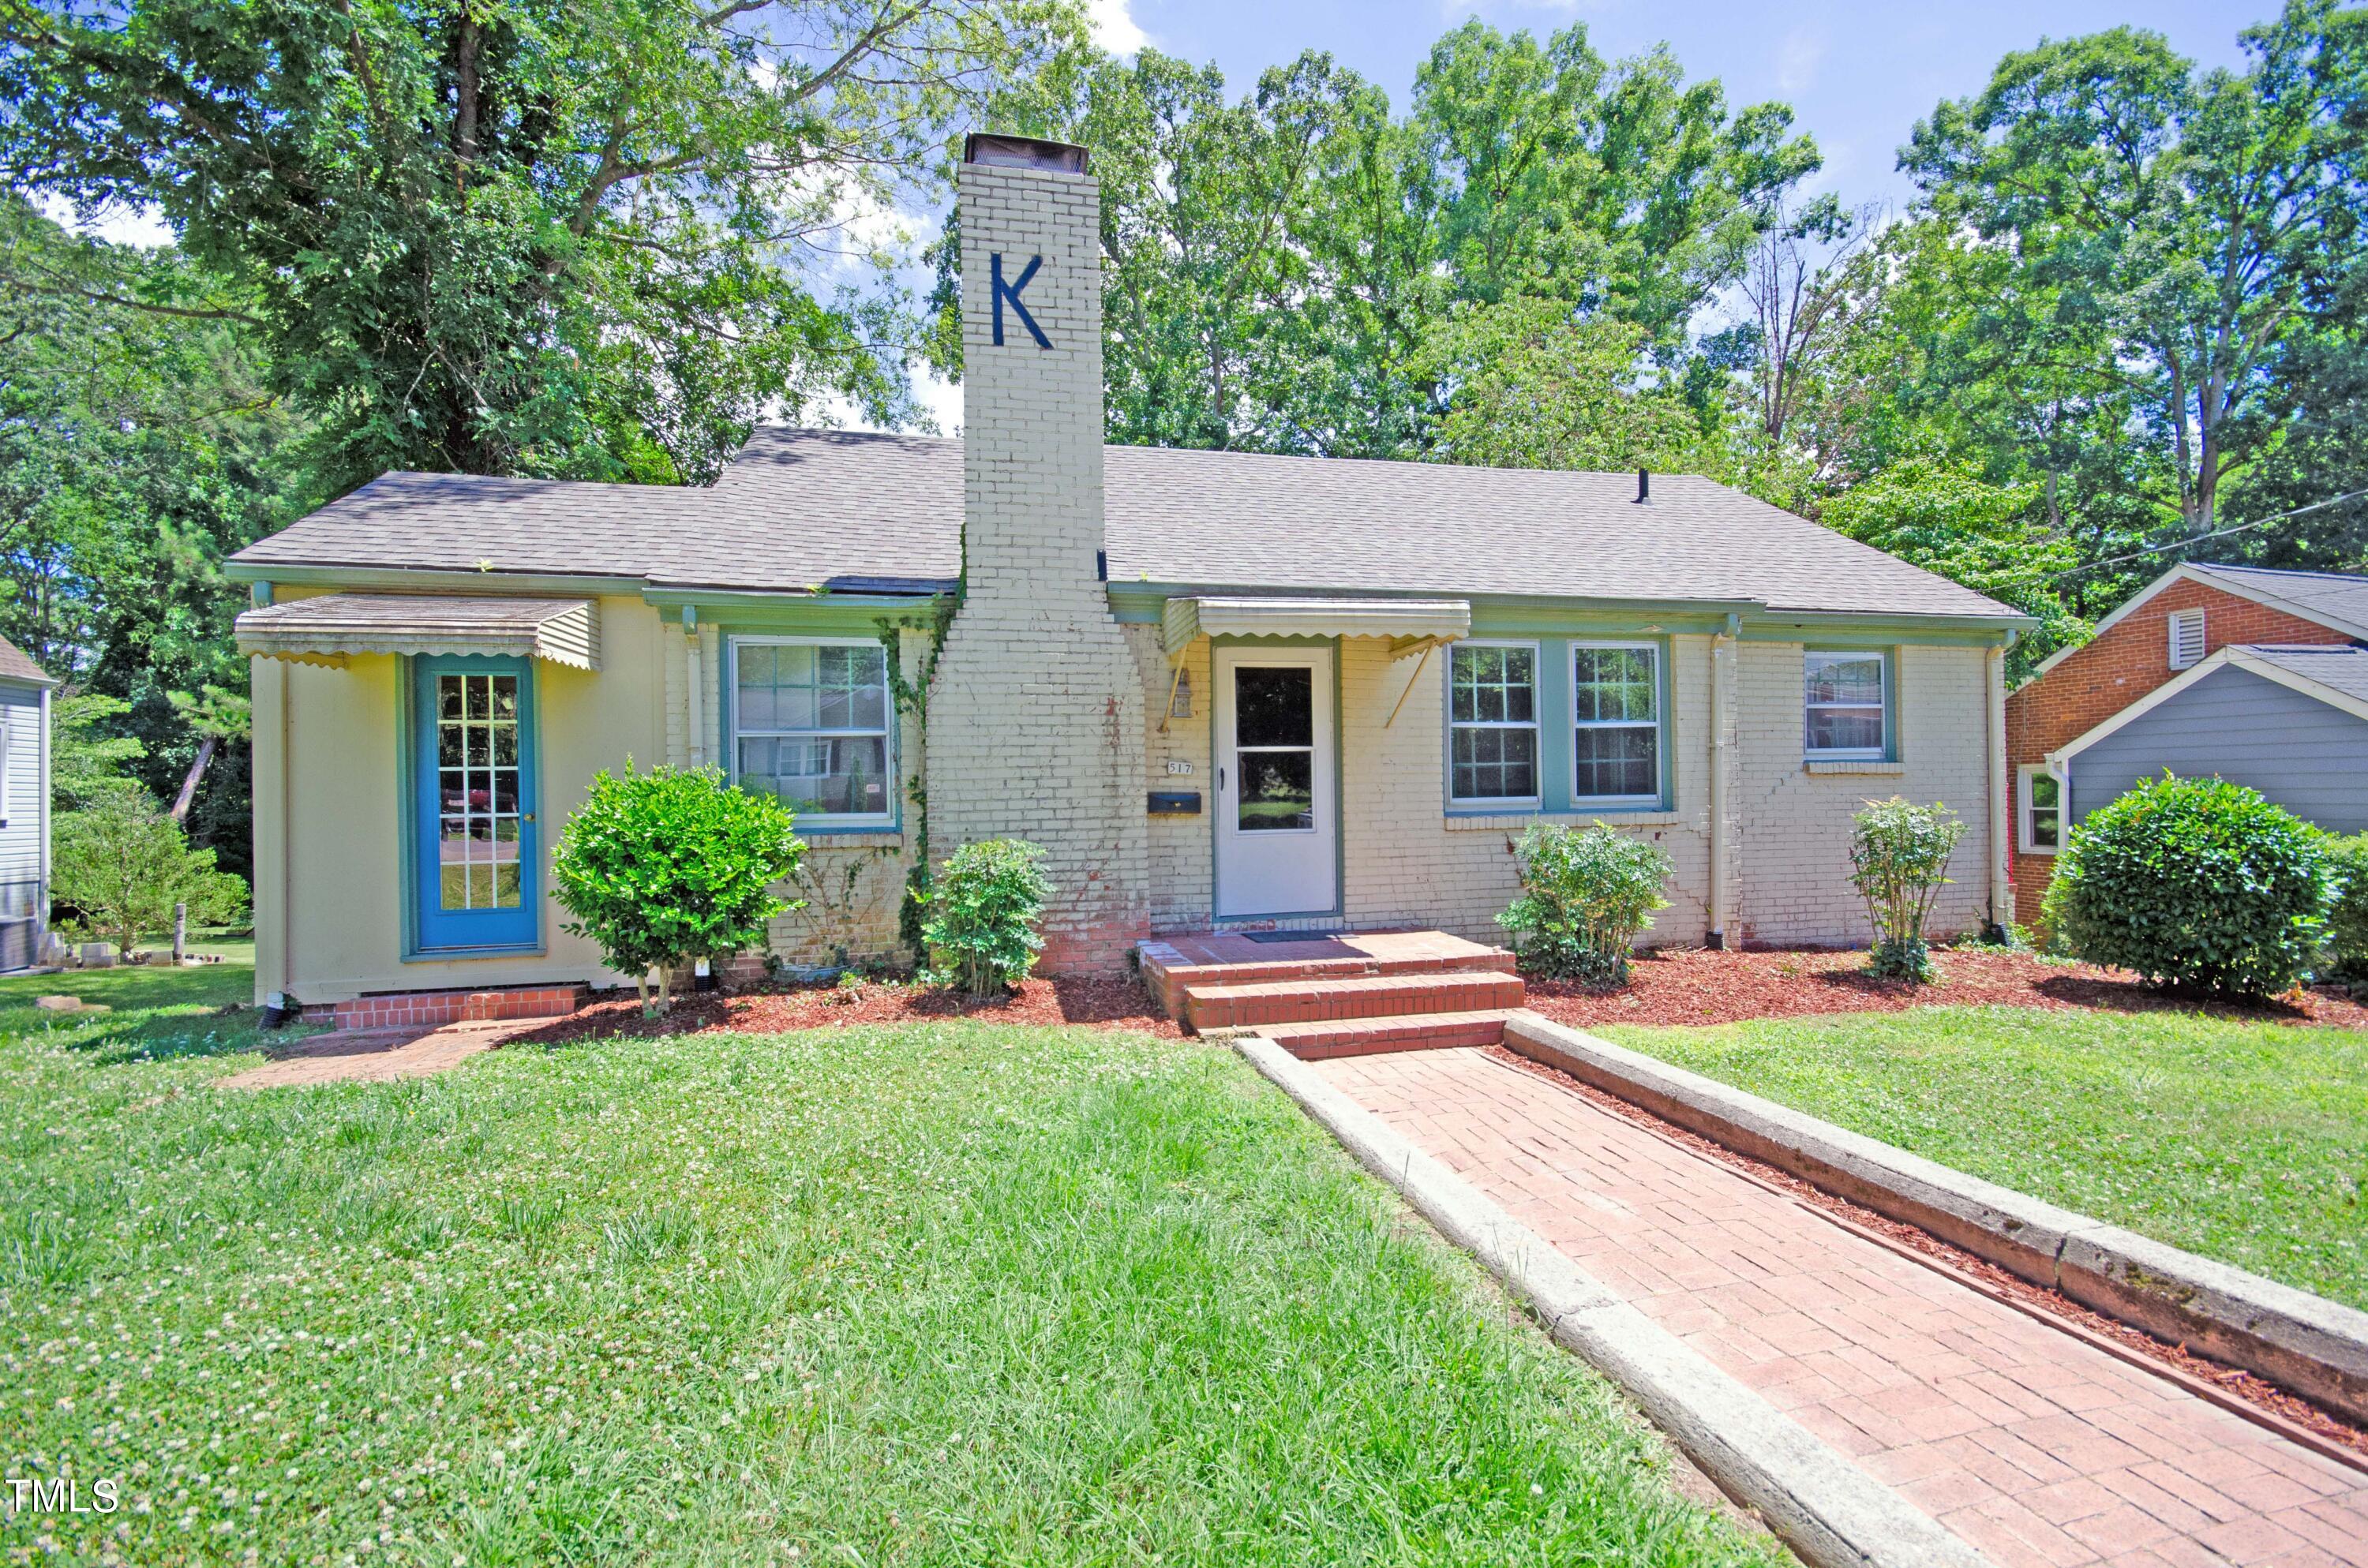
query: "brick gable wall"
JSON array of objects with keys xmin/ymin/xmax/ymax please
[{"xmin": 2004, "ymin": 575, "xmax": 2353, "ymax": 923}]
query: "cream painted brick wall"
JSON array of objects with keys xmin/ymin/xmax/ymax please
[
  {"xmin": 1131, "ymin": 623, "xmax": 1214, "ymax": 929},
  {"xmin": 1325, "ymin": 634, "xmax": 1715, "ymax": 948},
  {"xmin": 658, "ymin": 620, "xmax": 928, "ymax": 971},
  {"xmin": 1733, "ymin": 641, "xmax": 1995, "ymax": 946},
  {"xmin": 925, "ymin": 160, "xmax": 1149, "ymax": 971}
]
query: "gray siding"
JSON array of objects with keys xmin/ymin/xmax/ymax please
[
  {"xmin": 2066, "ymin": 664, "xmax": 2368, "ymax": 833},
  {"xmin": 0, "ymin": 683, "xmax": 45, "ymax": 966}
]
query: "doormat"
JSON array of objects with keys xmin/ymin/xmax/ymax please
[{"xmin": 1238, "ymin": 930, "xmax": 1347, "ymax": 944}]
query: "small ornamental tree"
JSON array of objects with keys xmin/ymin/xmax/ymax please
[
  {"xmin": 921, "ymin": 838, "xmax": 1051, "ymax": 996},
  {"xmin": 51, "ymin": 795, "xmax": 249, "ymax": 952},
  {"xmin": 553, "ymin": 764, "xmax": 804, "ymax": 1014},
  {"xmin": 2043, "ymin": 776, "xmax": 2338, "ymax": 998},
  {"xmin": 1496, "ymin": 823, "xmax": 1672, "ymax": 986},
  {"xmin": 1848, "ymin": 797, "xmax": 1967, "ymax": 982}
]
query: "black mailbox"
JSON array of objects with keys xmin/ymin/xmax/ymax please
[{"xmin": 1147, "ymin": 791, "xmax": 1201, "ymax": 816}]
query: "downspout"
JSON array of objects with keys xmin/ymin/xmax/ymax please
[
  {"xmin": 278, "ymin": 656, "xmax": 295, "ymax": 999},
  {"xmin": 1707, "ymin": 614, "xmax": 1739, "ymax": 949},
  {"xmin": 683, "ymin": 605, "xmax": 704, "ymax": 769},
  {"xmin": 1984, "ymin": 640, "xmax": 2010, "ymax": 941}
]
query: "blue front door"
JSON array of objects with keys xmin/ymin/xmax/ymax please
[{"xmin": 413, "ymin": 656, "xmax": 539, "ymax": 952}]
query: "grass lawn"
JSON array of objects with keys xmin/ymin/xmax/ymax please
[
  {"xmin": 2, "ymin": 964, "xmax": 1778, "ymax": 1567},
  {"xmin": 1599, "ymin": 1005, "xmax": 2368, "ymax": 1312}
]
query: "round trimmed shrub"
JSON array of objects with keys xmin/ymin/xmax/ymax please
[
  {"xmin": 922, "ymin": 837, "xmax": 1051, "ymax": 996},
  {"xmin": 2041, "ymin": 776, "xmax": 2338, "ymax": 997},
  {"xmin": 1496, "ymin": 823, "xmax": 1672, "ymax": 986},
  {"xmin": 553, "ymin": 763, "xmax": 804, "ymax": 1012}
]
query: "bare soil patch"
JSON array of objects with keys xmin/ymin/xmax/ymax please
[{"xmin": 1523, "ymin": 945, "xmax": 2368, "ymax": 1031}]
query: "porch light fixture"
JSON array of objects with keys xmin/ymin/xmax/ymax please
[{"xmin": 963, "ymin": 133, "xmax": 1090, "ymax": 174}]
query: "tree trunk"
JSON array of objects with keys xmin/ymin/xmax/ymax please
[{"xmin": 169, "ymin": 735, "xmax": 217, "ymax": 825}]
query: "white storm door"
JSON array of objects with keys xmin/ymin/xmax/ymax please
[{"xmin": 1213, "ymin": 646, "xmax": 1338, "ymax": 918}]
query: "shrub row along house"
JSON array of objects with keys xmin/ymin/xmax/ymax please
[
  {"xmin": 2007, "ymin": 562, "xmax": 2368, "ymax": 924},
  {"xmin": 227, "ymin": 136, "xmax": 2029, "ymax": 1017}
]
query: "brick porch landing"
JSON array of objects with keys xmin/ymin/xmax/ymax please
[
  {"xmin": 1320, "ymin": 1047, "xmax": 2368, "ymax": 1568},
  {"xmin": 1140, "ymin": 930, "xmax": 1523, "ymax": 1053}
]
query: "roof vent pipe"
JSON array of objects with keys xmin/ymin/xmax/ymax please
[{"xmin": 1635, "ymin": 468, "xmax": 1650, "ymax": 504}]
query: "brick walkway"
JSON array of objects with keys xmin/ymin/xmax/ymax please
[
  {"xmin": 1314, "ymin": 1047, "xmax": 2368, "ymax": 1568},
  {"xmin": 219, "ymin": 1018, "xmax": 531, "ymax": 1089}
]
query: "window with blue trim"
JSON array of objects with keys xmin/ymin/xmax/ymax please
[
  {"xmin": 729, "ymin": 638, "xmax": 896, "ymax": 825},
  {"xmin": 1804, "ymin": 649, "xmax": 1890, "ymax": 760},
  {"xmin": 1571, "ymin": 642, "xmax": 1661, "ymax": 803},
  {"xmin": 1448, "ymin": 642, "xmax": 1539, "ymax": 805}
]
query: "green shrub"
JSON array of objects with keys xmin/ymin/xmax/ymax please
[
  {"xmin": 1496, "ymin": 824, "xmax": 1672, "ymax": 986},
  {"xmin": 2042, "ymin": 776, "xmax": 2338, "ymax": 997},
  {"xmin": 922, "ymin": 838, "xmax": 1051, "ymax": 995},
  {"xmin": 51, "ymin": 795, "xmax": 249, "ymax": 952},
  {"xmin": 2324, "ymin": 834, "xmax": 2368, "ymax": 986},
  {"xmin": 553, "ymin": 764, "xmax": 804, "ymax": 1012},
  {"xmin": 1848, "ymin": 797, "xmax": 1967, "ymax": 982}
]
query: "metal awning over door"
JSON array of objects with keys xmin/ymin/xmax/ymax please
[
  {"xmin": 1160, "ymin": 596, "xmax": 1471, "ymax": 658},
  {"xmin": 235, "ymin": 594, "xmax": 601, "ymax": 670}
]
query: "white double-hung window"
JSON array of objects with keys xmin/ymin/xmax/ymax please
[
  {"xmin": 1804, "ymin": 649, "xmax": 1890, "ymax": 761},
  {"xmin": 729, "ymin": 638, "xmax": 896, "ymax": 826},
  {"xmin": 1448, "ymin": 642, "xmax": 1539, "ymax": 806},
  {"xmin": 1572, "ymin": 642, "xmax": 1662, "ymax": 803}
]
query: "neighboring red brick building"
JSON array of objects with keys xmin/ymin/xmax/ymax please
[{"xmin": 2006, "ymin": 563, "xmax": 2368, "ymax": 924}]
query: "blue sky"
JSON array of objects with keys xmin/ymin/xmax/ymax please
[{"xmin": 1096, "ymin": 0, "xmax": 2263, "ymax": 208}]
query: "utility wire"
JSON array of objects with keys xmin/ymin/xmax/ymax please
[{"xmin": 2044, "ymin": 488, "xmax": 2368, "ymax": 580}]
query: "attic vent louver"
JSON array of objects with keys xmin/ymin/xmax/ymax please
[{"xmin": 2168, "ymin": 607, "xmax": 2206, "ymax": 670}]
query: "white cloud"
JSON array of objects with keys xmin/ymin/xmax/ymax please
[
  {"xmin": 1088, "ymin": 0, "xmax": 1147, "ymax": 54},
  {"xmin": 1775, "ymin": 27, "xmax": 1826, "ymax": 95},
  {"xmin": 36, "ymin": 193, "xmax": 174, "ymax": 249}
]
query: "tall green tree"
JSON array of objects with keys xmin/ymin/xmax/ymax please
[
  {"xmin": 1904, "ymin": 2, "xmax": 2368, "ymax": 540},
  {"xmin": 3, "ymin": 0, "xmax": 1089, "ymax": 488}
]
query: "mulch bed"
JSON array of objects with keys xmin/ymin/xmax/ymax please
[
  {"xmin": 520, "ymin": 972, "xmax": 1182, "ymax": 1046},
  {"xmin": 512, "ymin": 944, "xmax": 2368, "ymax": 1046},
  {"xmin": 1523, "ymin": 945, "xmax": 2368, "ymax": 1031}
]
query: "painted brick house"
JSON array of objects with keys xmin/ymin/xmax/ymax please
[
  {"xmin": 224, "ymin": 136, "xmax": 2029, "ymax": 1017},
  {"xmin": 2006, "ymin": 562, "xmax": 2368, "ymax": 924}
]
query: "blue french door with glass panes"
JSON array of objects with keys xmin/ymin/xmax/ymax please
[{"xmin": 413, "ymin": 656, "xmax": 539, "ymax": 951}]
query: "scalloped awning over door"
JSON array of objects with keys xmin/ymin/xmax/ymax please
[
  {"xmin": 1160, "ymin": 596, "xmax": 1471, "ymax": 658},
  {"xmin": 234, "ymin": 594, "xmax": 600, "ymax": 671}
]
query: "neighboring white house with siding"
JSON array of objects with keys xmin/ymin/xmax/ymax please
[
  {"xmin": 0, "ymin": 635, "xmax": 55, "ymax": 972},
  {"xmin": 221, "ymin": 135, "xmax": 2031, "ymax": 1009}
]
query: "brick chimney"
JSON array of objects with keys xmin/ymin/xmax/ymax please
[{"xmin": 924, "ymin": 134, "xmax": 1150, "ymax": 971}]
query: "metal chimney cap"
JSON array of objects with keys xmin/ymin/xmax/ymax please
[{"xmin": 963, "ymin": 133, "xmax": 1090, "ymax": 174}]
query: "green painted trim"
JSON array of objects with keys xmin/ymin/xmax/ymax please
[
  {"xmin": 693, "ymin": 597, "xmax": 948, "ymax": 635},
  {"xmin": 1205, "ymin": 636, "xmax": 1345, "ymax": 922},
  {"xmin": 1109, "ymin": 580, "xmax": 2030, "ymax": 639},
  {"xmin": 224, "ymin": 561, "xmax": 643, "ymax": 596},
  {"xmin": 1442, "ymin": 636, "xmax": 1677, "ymax": 817},
  {"xmin": 1742, "ymin": 622, "xmax": 2008, "ymax": 648}
]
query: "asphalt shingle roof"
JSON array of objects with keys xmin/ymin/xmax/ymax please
[
  {"xmin": 2193, "ymin": 564, "xmax": 2368, "ymax": 637},
  {"xmin": 0, "ymin": 634, "xmax": 53, "ymax": 687},
  {"xmin": 2242, "ymin": 644, "xmax": 2368, "ymax": 705},
  {"xmin": 231, "ymin": 428, "xmax": 2021, "ymax": 620}
]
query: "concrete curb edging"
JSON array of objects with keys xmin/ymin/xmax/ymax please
[
  {"xmin": 1501, "ymin": 1011, "xmax": 2368, "ymax": 1428},
  {"xmin": 1236, "ymin": 1036, "xmax": 1998, "ymax": 1568}
]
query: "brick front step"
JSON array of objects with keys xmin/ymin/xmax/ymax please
[
  {"xmin": 1182, "ymin": 971, "xmax": 1526, "ymax": 1032},
  {"xmin": 330, "ymin": 984, "xmax": 587, "ymax": 1033},
  {"xmin": 1138, "ymin": 930, "xmax": 1516, "ymax": 1020},
  {"xmin": 1254, "ymin": 1010, "xmax": 1515, "ymax": 1060}
]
